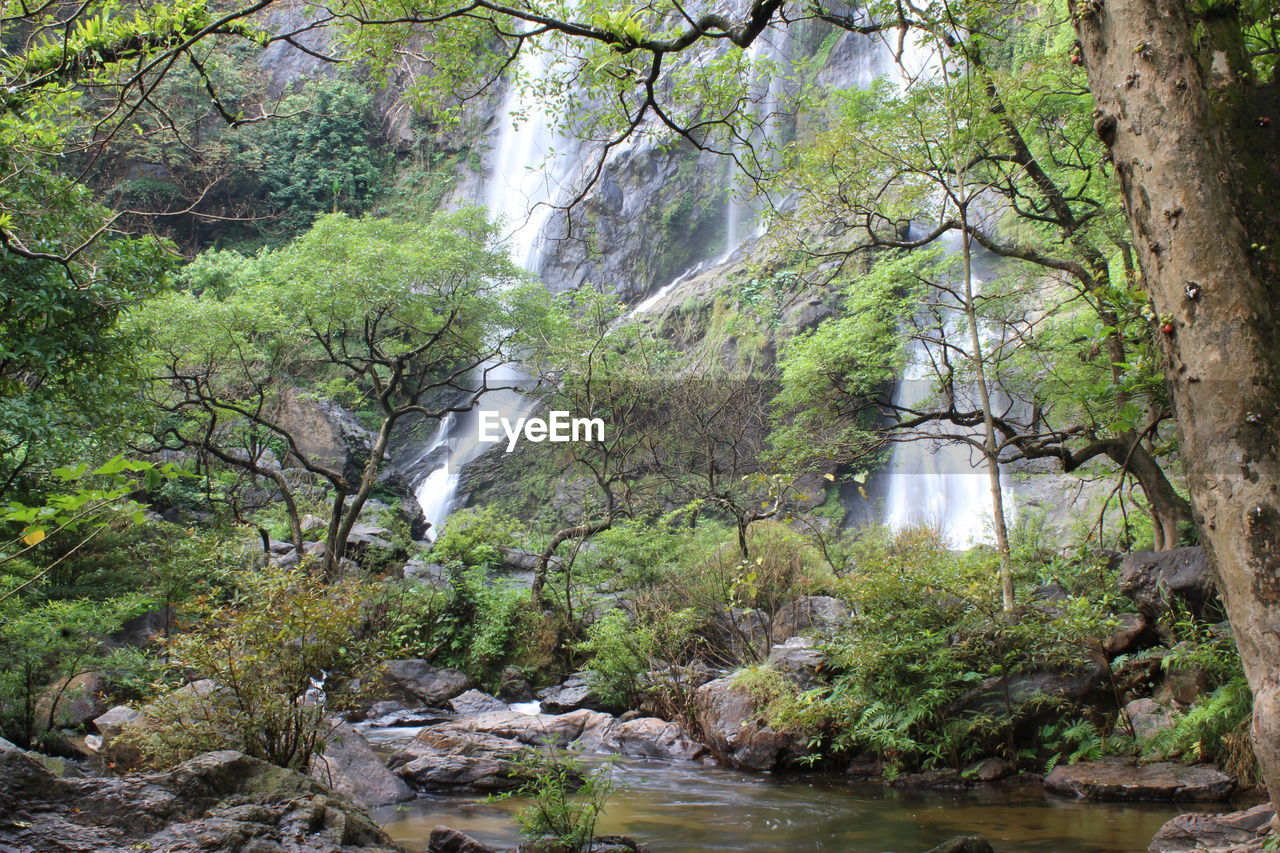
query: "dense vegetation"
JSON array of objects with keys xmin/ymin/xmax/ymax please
[{"xmin": 1, "ymin": 0, "xmax": 1277, "ymax": 847}]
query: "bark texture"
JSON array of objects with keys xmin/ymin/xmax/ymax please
[{"xmin": 1071, "ymin": 0, "xmax": 1280, "ymax": 808}]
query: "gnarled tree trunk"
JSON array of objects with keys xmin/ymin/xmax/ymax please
[{"xmin": 1071, "ymin": 0, "xmax": 1280, "ymax": 810}]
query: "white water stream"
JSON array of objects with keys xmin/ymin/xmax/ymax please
[{"xmin": 414, "ymin": 42, "xmax": 576, "ymax": 538}]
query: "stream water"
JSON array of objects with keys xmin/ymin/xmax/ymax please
[{"xmin": 372, "ymin": 755, "xmax": 1183, "ymax": 852}]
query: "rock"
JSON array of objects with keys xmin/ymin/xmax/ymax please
[
  {"xmin": 1032, "ymin": 582, "xmax": 1071, "ymax": 602},
  {"xmin": 693, "ymin": 676, "xmax": 806, "ymax": 771},
  {"xmin": 404, "ymin": 559, "xmax": 448, "ymax": 585},
  {"xmin": 1148, "ymin": 802, "xmax": 1274, "ymax": 852},
  {"xmin": 274, "ymin": 390, "xmax": 374, "ymax": 485},
  {"xmin": 498, "ymin": 667, "xmax": 535, "ymax": 702},
  {"xmin": 965, "ymin": 757, "xmax": 1014, "ymax": 782},
  {"xmin": 539, "ymin": 672, "xmax": 606, "ymax": 713},
  {"xmin": 107, "ymin": 607, "xmax": 173, "ymax": 648},
  {"xmin": 310, "ymin": 722, "xmax": 414, "ymax": 808},
  {"xmin": 1156, "ymin": 650, "xmax": 1214, "ymax": 707},
  {"xmin": 770, "ymin": 596, "xmax": 851, "ymax": 643},
  {"xmin": 766, "ymin": 638, "xmax": 827, "ymax": 689},
  {"xmin": 701, "ymin": 607, "xmax": 770, "ymax": 663},
  {"xmin": 363, "ymin": 706, "xmax": 452, "ymax": 728},
  {"xmin": 947, "ymin": 665, "xmax": 1107, "ymax": 718},
  {"xmin": 36, "ymin": 671, "xmax": 107, "ymax": 734},
  {"xmin": 449, "ymin": 708, "xmax": 613, "ymax": 748},
  {"xmin": 383, "ymin": 660, "xmax": 477, "ymax": 705},
  {"xmin": 1104, "ymin": 612, "xmax": 1152, "ymax": 657},
  {"xmin": 0, "ymin": 747, "xmax": 406, "ymax": 852},
  {"xmin": 1120, "ymin": 547, "xmax": 1221, "ymax": 624},
  {"xmin": 449, "ymin": 689, "xmax": 509, "ymax": 716},
  {"xmin": 890, "ymin": 769, "xmax": 965, "ymax": 789},
  {"xmin": 91, "ymin": 704, "xmax": 144, "ymax": 764},
  {"xmin": 1124, "ymin": 698, "xmax": 1177, "ymax": 742},
  {"xmin": 516, "ymin": 837, "xmax": 649, "ymax": 853},
  {"xmin": 429, "ymin": 826, "xmax": 499, "ymax": 853},
  {"xmin": 608, "ymin": 717, "xmax": 707, "ymax": 762},
  {"xmin": 389, "ymin": 727, "xmax": 529, "ymax": 791},
  {"xmin": 499, "ymin": 547, "xmax": 560, "ymax": 573},
  {"xmin": 923, "ymin": 837, "xmax": 996, "ymax": 853},
  {"xmin": 1044, "ymin": 758, "xmax": 1235, "ymax": 801}
]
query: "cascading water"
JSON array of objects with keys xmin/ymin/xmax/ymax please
[
  {"xmin": 630, "ymin": 31, "xmax": 798, "ymax": 320},
  {"xmin": 879, "ymin": 229, "xmax": 1015, "ymax": 547},
  {"xmin": 413, "ymin": 43, "xmax": 577, "ymax": 538}
]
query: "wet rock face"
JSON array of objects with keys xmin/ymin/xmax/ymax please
[
  {"xmin": 1044, "ymin": 757, "xmax": 1235, "ymax": 802},
  {"xmin": 1120, "ymin": 546, "xmax": 1221, "ymax": 624},
  {"xmin": 0, "ymin": 744, "xmax": 406, "ymax": 853},
  {"xmin": 1147, "ymin": 803, "xmax": 1275, "ymax": 853}
]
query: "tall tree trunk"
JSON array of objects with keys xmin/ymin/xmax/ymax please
[
  {"xmin": 961, "ymin": 215, "xmax": 1015, "ymax": 611},
  {"xmin": 1071, "ymin": 0, "xmax": 1280, "ymax": 812}
]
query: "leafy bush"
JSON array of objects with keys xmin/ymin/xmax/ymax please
[
  {"xmin": 133, "ymin": 565, "xmax": 373, "ymax": 770},
  {"xmin": 432, "ymin": 506, "xmax": 523, "ymax": 568},
  {"xmin": 766, "ymin": 527, "xmax": 1117, "ymax": 772},
  {"xmin": 496, "ymin": 750, "xmax": 615, "ymax": 853}
]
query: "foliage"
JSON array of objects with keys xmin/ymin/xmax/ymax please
[
  {"xmin": 254, "ymin": 77, "xmax": 389, "ymax": 233},
  {"xmin": 134, "ymin": 565, "xmax": 373, "ymax": 770},
  {"xmin": 764, "ymin": 527, "xmax": 1118, "ymax": 772},
  {"xmin": 495, "ymin": 750, "xmax": 615, "ymax": 853},
  {"xmin": 1144, "ymin": 677, "xmax": 1257, "ymax": 785},
  {"xmin": 432, "ymin": 506, "xmax": 523, "ymax": 568}
]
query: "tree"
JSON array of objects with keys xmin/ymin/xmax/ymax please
[
  {"xmin": 134, "ymin": 209, "xmax": 546, "ymax": 576},
  {"xmin": 1067, "ymin": 0, "xmax": 1280, "ymax": 814}
]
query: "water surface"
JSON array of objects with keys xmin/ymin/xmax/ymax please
[{"xmin": 374, "ymin": 756, "xmax": 1184, "ymax": 852}]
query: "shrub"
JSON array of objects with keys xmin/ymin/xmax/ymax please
[
  {"xmin": 134, "ymin": 565, "xmax": 373, "ymax": 770},
  {"xmin": 496, "ymin": 750, "xmax": 615, "ymax": 853},
  {"xmin": 432, "ymin": 506, "xmax": 522, "ymax": 568}
]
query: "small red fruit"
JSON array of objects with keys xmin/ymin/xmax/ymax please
[
  {"xmin": 1161, "ymin": 322, "xmax": 1175, "ymax": 334},
  {"xmin": 1070, "ymin": 54, "xmax": 1082, "ymax": 65}
]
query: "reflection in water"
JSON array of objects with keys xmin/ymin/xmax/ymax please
[{"xmin": 373, "ymin": 757, "xmax": 1182, "ymax": 852}]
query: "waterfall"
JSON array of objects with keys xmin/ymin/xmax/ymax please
[
  {"xmin": 413, "ymin": 43, "xmax": 575, "ymax": 539},
  {"xmin": 879, "ymin": 230, "xmax": 1015, "ymax": 547},
  {"xmin": 630, "ymin": 31, "xmax": 797, "ymax": 319}
]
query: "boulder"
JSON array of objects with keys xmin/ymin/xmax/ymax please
[
  {"xmin": 1104, "ymin": 612, "xmax": 1153, "ymax": 657},
  {"xmin": 770, "ymin": 596, "xmax": 851, "ymax": 643},
  {"xmin": 1124, "ymin": 698, "xmax": 1177, "ymax": 742},
  {"xmin": 36, "ymin": 672, "xmax": 107, "ymax": 734},
  {"xmin": 0, "ymin": 747, "xmax": 406, "ymax": 852},
  {"xmin": 964, "ymin": 757, "xmax": 1014, "ymax": 782},
  {"xmin": 946, "ymin": 665, "xmax": 1107, "ymax": 718},
  {"xmin": 923, "ymin": 838, "xmax": 996, "ymax": 853},
  {"xmin": 91, "ymin": 704, "xmax": 145, "ymax": 765},
  {"xmin": 429, "ymin": 826, "xmax": 499, "ymax": 853},
  {"xmin": 498, "ymin": 667, "xmax": 535, "ymax": 702},
  {"xmin": 766, "ymin": 638, "xmax": 827, "ymax": 689},
  {"xmin": 448, "ymin": 689, "xmax": 509, "ymax": 716},
  {"xmin": 701, "ymin": 607, "xmax": 770, "ymax": 664},
  {"xmin": 538, "ymin": 672, "xmax": 606, "ymax": 713},
  {"xmin": 1148, "ymin": 802, "xmax": 1274, "ymax": 852},
  {"xmin": 310, "ymin": 722, "xmax": 413, "ymax": 808},
  {"xmin": 383, "ymin": 660, "xmax": 477, "ymax": 705},
  {"xmin": 693, "ymin": 676, "xmax": 806, "ymax": 771},
  {"xmin": 1120, "ymin": 547, "xmax": 1221, "ymax": 623},
  {"xmin": 449, "ymin": 708, "xmax": 613, "ymax": 748},
  {"xmin": 609, "ymin": 717, "xmax": 707, "ymax": 762},
  {"xmin": 389, "ymin": 727, "xmax": 528, "ymax": 791},
  {"xmin": 1044, "ymin": 758, "xmax": 1235, "ymax": 801},
  {"xmin": 1156, "ymin": 651, "xmax": 1214, "ymax": 707}
]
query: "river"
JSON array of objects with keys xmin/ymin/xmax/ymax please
[{"xmin": 372, "ymin": 754, "xmax": 1184, "ymax": 852}]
